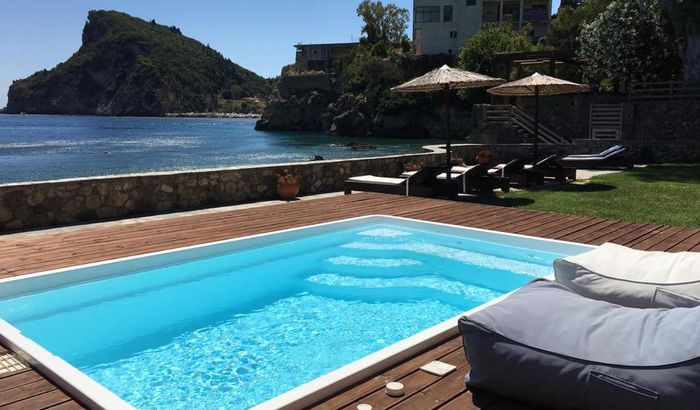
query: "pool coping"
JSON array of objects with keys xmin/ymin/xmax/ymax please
[{"xmin": 0, "ymin": 215, "xmax": 595, "ymax": 410}]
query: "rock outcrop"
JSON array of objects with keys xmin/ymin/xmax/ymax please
[
  {"xmin": 5, "ymin": 10, "xmax": 270, "ymax": 116},
  {"xmin": 256, "ymin": 72, "xmax": 475, "ymax": 139}
]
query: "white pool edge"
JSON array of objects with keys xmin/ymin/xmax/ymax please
[
  {"xmin": 0, "ymin": 318, "xmax": 135, "ymax": 409},
  {"xmin": 0, "ymin": 215, "xmax": 594, "ymax": 410}
]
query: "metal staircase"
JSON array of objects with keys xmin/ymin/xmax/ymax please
[{"xmin": 485, "ymin": 105, "xmax": 570, "ymax": 145}]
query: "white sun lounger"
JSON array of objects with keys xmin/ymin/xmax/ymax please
[{"xmin": 345, "ymin": 175, "xmax": 410, "ymax": 196}]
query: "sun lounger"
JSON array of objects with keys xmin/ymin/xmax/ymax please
[
  {"xmin": 344, "ymin": 175, "xmax": 411, "ymax": 196},
  {"xmin": 460, "ymin": 279, "xmax": 700, "ymax": 410},
  {"xmin": 524, "ymin": 155, "xmax": 576, "ymax": 182},
  {"xmin": 435, "ymin": 165, "xmax": 509, "ymax": 194},
  {"xmin": 344, "ymin": 168, "xmax": 444, "ymax": 198},
  {"xmin": 564, "ymin": 145, "xmax": 623, "ymax": 158},
  {"xmin": 558, "ymin": 146, "xmax": 632, "ymax": 169},
  {"xmin": 554, "ymin": 242, "xmax": 700, "ymax": 308},
  {"xmin": 488, "ymin": 159, "xmax": 541, "ymax": 188},
  {"xmin": 436, "ymin": 165, "xmax": 482, "ymax": 193}
]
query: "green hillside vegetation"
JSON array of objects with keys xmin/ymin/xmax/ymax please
[{"xmin": 5, "ymin": 10, "xmax": 271, "ymax": 116}]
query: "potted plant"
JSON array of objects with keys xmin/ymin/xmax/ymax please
[
  {"xmin": 403, "ymin": 160, "xmax": 423, "ymax": 173},
  {"xmin": 450, "ymin": 155, "xmax": 465, "ymax": 166},
  {"xmin": 274, "ymin": 173, "xmax": 301, "ymax": 200},
  {"xmin": 475, "ymin": 149, "xmax": 492, "ymax": 166}
]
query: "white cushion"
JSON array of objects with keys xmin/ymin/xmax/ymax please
[
  {"xmin": 555, "ymin": 243, "xmax": 700, "ymax": 308},
  {"xmin": 565, "ymin": 243, "xmax": 700, "ymax": 284},
  {"xmin": 347, "ymin": 175, "xmax": 406, "ymax": 185}
]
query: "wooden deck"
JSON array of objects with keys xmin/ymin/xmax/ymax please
[{"xmin": 1, "ymin": 192, "xmax": 699, "ymax": 409}]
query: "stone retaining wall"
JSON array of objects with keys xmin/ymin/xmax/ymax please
[
  {"xmin": 0, "ymin": 152, "xmax": 443, "ymax": 232},
  {"xmin": 2, "ymin": 139, "xmax": 697, "ymax": 233}
]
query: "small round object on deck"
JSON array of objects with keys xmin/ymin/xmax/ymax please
[
  {"xmin": 385, "ymin": 381, "xmax": 405, "ymax": 397},
  {"xmin": 357, "ymin": 404, "xmax": 373, "ymax": 410}
]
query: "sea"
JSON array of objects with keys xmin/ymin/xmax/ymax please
[{"xmin": 0, "ymin": 115, "xmax": 440, "ymax": 184}]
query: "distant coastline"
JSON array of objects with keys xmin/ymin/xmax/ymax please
[
  {"xmin": 0, "ymin": 111, "xmax": 261, "ymax": 119},
  {"xmin": 165, "ymin": 112, "xmax": 261, "ymax": 119}
]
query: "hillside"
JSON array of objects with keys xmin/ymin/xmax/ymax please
[{"xmin": 5, "ymin": 10, "xmax": 271, "ymax": 116}]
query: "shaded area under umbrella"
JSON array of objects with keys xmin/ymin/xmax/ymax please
[
  {"xmin": 392, "ymin": 65, "xmax": 504, "ymax": 181},
  {"xmin": 487, "ymin": 72, "xmax": 589, "ymax": 160}
]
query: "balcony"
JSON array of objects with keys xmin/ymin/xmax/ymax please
[{"xmin": 523, "ymin": 7, "xmax": 549, "ymax": 23}]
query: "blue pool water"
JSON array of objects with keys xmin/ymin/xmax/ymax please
[{"xmin": 0, "ymin": 222, "xmax": 574, "ymax": 409}]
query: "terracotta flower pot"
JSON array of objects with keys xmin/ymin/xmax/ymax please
[
  {"xmin": 476, "ymin": 156, "xmax": 490, "ymax": 166},
  {"xmin": 277, "ymin": 182, "xmax": 300, "ymax": 200}
]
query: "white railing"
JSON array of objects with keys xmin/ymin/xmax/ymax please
[
  {"xmin": 485, "ymin": 105, "xmax": 569, "ymax": 145},
  {"xmin": 589, "ymin": 103, "xmax": 623, "ymax": 140},
  {"xmin": 629, "ymin": 81, "xmax": 700, "ymax": 100}
]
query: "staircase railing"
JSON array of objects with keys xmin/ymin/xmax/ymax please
[
  {"xmin": 629, "ymin": 81, "xmax": 700, "ymax": 100},
  {"xmin": 484, "ymin": 105, "xmax": 569, "ymax": 145}
]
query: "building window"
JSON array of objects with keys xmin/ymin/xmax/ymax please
[
  {"xmin": 466, "ymin": 0, "xmax": 476, "ymax": 5},
  {"xmin": 449, "ymin": 31, "xmax": 458, "ymax": 39},
  {"xmin": 502, "ymin": 1, "xmax": 521, "ymax": 23},
  {"xmin": 524, "ymin": 5, "xmax": 548, "ymax": 22},
  {"xmin": 415, "ymin": 6, "xmax": 441, "ymax": 23},
  {"xmin": 444, "ymin": 5, "xmax": 453, "ymax": 22},
  {"xmin": 482, "ymin": 1, "xmax": 500, "ymax": 22}
]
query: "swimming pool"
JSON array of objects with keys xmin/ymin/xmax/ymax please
[{"xmin": 0, "ymin": 216, "xmax": 592, "ymax": 409}]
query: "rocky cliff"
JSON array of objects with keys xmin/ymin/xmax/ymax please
[
  {"xmin": 255, "ymin": 57, "xmax": 475, "ymax": 139},
  {"xmin": 5, "ymin": 10, "xmax": 271, "ymax": 116}
]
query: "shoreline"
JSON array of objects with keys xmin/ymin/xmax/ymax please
[
  {"xmin": 164, "ymin": 112, "xmax": 262, "ymax": 119},
  {"xmin": 0, "ymin": 111, "xmax": 262, "ymax": 119}
]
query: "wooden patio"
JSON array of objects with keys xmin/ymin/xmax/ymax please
[{"xmin": 1, "ymin": 192, "xmax": 699, "ymax": 409}]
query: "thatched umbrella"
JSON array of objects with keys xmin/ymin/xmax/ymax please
[
  {"xmin": 487, "ymin": 72, "xmax": 589, "ymax": 160},
  {"xmin": 392, "ymin": 65, "xmax": 504, "ymax": 181}
]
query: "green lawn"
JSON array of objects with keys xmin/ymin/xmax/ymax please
[{"xmin": 468, "ymin": 164, "xmax": 700, "ymax": 228}]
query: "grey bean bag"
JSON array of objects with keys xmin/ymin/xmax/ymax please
[
  {"xmin": 554, "ymin": 242, "xmax": 700, "ymax": 308},
  {"xmin": 459, "ymin": 279, "xmax": 700, "ymax": 410}
]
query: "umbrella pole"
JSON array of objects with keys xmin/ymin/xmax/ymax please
[
  {"xmin": 533, "ymin": 86, "xmax": 539, "ymax": 161},
  {"xmin": 444, "ymin": 85, "xmax": 451, "ymax": 182}
]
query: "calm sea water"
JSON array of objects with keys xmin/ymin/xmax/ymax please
[{"xmin": 0, "ymin": 115, "xmax": 439, "ymax": 184}]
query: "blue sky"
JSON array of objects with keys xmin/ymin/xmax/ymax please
[{"xmin": 0, "ymin": 0, "xmax": 560, "ymax": 108}]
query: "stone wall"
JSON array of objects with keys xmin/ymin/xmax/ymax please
[
  {"xmin": 3, "ymin": 137, "xmax": 697, "ymax": 233},
  {"xmin": 0, "ymin": 152, "xmax": 443, "ymax": 233}
]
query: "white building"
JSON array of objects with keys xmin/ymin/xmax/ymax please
[{"xmin": 413, "ymin": 0, "xmax": 552, "ymax": 56}]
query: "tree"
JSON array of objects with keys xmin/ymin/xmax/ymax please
[
  {"xmin": 658, "ymin": 0, "xmax": 700, "ymax": 81},
  {"xmin": 580, "ymin": 0, "xmax": 681, "ymax": 88},
  {"xmin": 548, "ymin": 0, "xmax": 614, "ymax": 51},
  {"xmin": 458, "ymin": 23, "xmax": 534, "ymax": 75},
  {"xmin": 560, "ymin": 0, "xmax": 582, "ymax": 9},
  {"xmin": 356, "ymin": 1, "xmax": 409, "ymax": 45}
]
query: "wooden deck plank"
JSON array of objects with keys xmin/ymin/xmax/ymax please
[
  {"xmin": 0, "ymin": 192, "xmax": 698, "ymax": 410},
  {"xmin": 310, "ymin": 336, "xmax": 463, "ymax": 410},
  {"xmin": 434, "ymin": 391, "xmax": 479, "ymax": 410},
  {"xmin": 646, "ymin": 228, "xmax": 700, "ymax": 251},
  {"xmin": 0, "ymin": 379, "xmax": 57, "ymax": 407},
  {"xmin": 667, "ymin": 231, "xmax": 700, "ymax": 252},
  {"xmin": 3, "ymin": 388, "xmax": 73, "ymax": 410},
  {"xmin": 0, "ymin": 369, "xmax": 43, "ymax": 392}
]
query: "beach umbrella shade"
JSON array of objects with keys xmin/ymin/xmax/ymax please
[
  {"xmin": 392, "ymin": 65, "xmax": 504, "ymax": 181},
  {"xmin": 487, "ymin": 72, "xmax": 589, "ymax": 160}
]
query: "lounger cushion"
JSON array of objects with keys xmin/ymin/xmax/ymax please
[
  {"xmin": 347, "ymin": 175, "xmax": 406, "ymax": 185},
  {"xmin": 562, "ymin": 147, "xmax": 626, "ymax": 162},
  {"xmin": 554, "ymin": 242, "xmax": 700, "ymax": 308},
  {"xmin": 459, "ymin": 279, "xmax": 700, "ymax": 410},
  {"xmin": 565, "ymin": 145, "xmax": 624, "ymax": 158}
]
